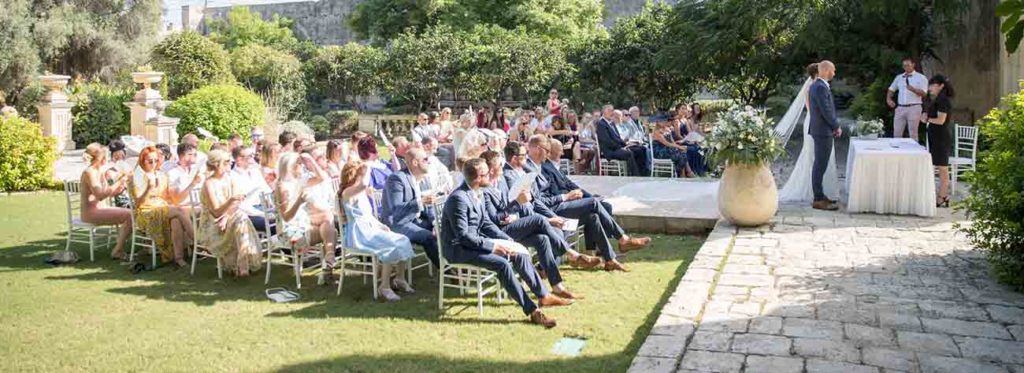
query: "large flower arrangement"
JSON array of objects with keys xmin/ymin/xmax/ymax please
[
  {"xmin": 852, "ymin": 116, "xmax": 884, "ymax": 137},
  {"xmin": 702, "ymin": 105, "xmax": 784, "ymax": 167}
]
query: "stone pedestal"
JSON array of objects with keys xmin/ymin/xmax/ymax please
[
  {"xmin": 125, "ymin": 72, "xmax": 179, "ymax": 145},
  {"xmin": 36, "ymin": 75, "xmax": 74, "ymax": 151}
]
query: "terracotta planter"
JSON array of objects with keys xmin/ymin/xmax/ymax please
[{"xmin": 718, "ymin": 162, "xmax": 778, "ymax": 227}]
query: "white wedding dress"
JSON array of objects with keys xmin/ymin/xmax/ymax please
[{"xmin": 777, "ymin": 78, "xmax": 839, "ymax": 203}]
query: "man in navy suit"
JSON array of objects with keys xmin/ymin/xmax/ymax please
[
  {"xmin": 538, "ymin": 138, "xmax": 614, "ymax": 215},
  {"xmin": 596, "ymin": 105, "xmax": 649, "ymax": 176},
  {"xmin": 441, "ymin": 158, "xmax": 570, "ymax": 328},
  {"xmin": 382, "ymin": 148, "xmax": 440, "ymax": 267},
  {"xmin": 808, "ymin": 60, "xmax": 842, "ymax": 211}
]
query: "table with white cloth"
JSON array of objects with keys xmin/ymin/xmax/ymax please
[{"xmin": 845, "ymin": 137, "xmax": 936, "ymax": 217}]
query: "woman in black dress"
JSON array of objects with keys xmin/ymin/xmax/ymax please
[{"xmin": 926, "ymin": 74, "xmax": 954, "ymax": 207}]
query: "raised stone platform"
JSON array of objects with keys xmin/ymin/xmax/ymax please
[{"xmin": 570, "ymin": 175, "xmax": 720, "ymax": 235}]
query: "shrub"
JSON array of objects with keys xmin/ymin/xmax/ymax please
[
  {"xmin": 165, "ymin": 84, "xmax": 265, "ymax": 141},
  {"xmin": 151, "ymin": 31, "xmax": 234, "ymax": 98},
  {"xmin": 849, "ymin": 77, "xmax": 891, "ymax": 134},
  {"xmin": 308, "ymin": 115, "xmax": 330, "ymax": 140},
  {"xmin": 958, "ymin": 84, "xmax": 1024, "ymax": 291},
  {"xmin": 325, "ymin": 110, "xmax": 359, "ymax": 135},
  {"xmin": 230, "ymin": 44, "xmax": 306, "ymax": 118},
  {"xmin": 0, "ymin": 115, "xmax": 58, "ymax": 192},
  {"xmin": 70, "ymin": 81, "xmax": 133, "ymax": 148},
  {"xmin": 279, "ymin": 120, "xmax": 314, "ymax": 139}
]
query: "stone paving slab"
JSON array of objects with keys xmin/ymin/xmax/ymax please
[{"xmin": 629, "ymin": 205, "xmax": 1024, "ymax": 373}]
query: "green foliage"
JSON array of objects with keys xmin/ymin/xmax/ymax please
[
  {"xmin": 958, "ymin": 84, "xmax": 1024, "ymax": 291},
  {"xmin": 151, "ymin": 32, "xmax": 235, "ymax": 98},
  {"xmin": 308, "ymin": 115, "xmax": 330, "ymax": 140},
  {"xmin": 702, "ymin": 106, "xmax": 784, "ymax": 167},
  {"xmin": 12, "ymin": 82, "xmax": 46, "ymax": 121},
  {"xmin": 230, "ymin": 44, "xmax": 306, "ymax": 118},
  {"xmin": 999, "ymin": 0, "xmax": 1024, "ymax": 53},
  {"xmin": 574, "ymin": 2, "xmax": 692, "ymax": 111},
  {"xmin": 849, "ymin": 76, "xmax": 891, "ymax": 129},
  {"xmin": 380, "ymin": 26, "xmax": 464, "ymax": 110},
  {"xmin": 70, "ymin": 81, "xmax": 134, "ymax": 148},
  {"xmin": 325, "ymin": 110, "xmax": 360, "ymax": 136},
  {"xmin": 303, "ymin": 43, "xmax": 385, "ymax": 109},
  {"xmin": 454, "ymin": 25, "xmax": 569, "ymax": 103},
  {"xmin": 279, "ymin": 120, "xmax": 315, "ymax": 139},
  {"xmin": 165, "ymin": 84, "xmax": 265, "ymax": 141},
  {"xmin": 348, "ymin": 0, "xmax": 604, "ymax": 46},
  {"xmin": 207, "ymin": 7, "xmax": 300, "ymax": 52},
  {"xmin": 0, "ymin": 115, "xmax": 58, "ymax": 192},
  {"xmin": 0, "ymin": 0, "xmax": 161, "ymax": 107}
]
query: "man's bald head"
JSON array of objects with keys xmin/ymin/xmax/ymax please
[
  {"xmin": 818, "ymin": 60, "xmax": 836, "ymax": 80},
  {"xmin": 404, "ymin": 147, "xmax": 430, "ymax": 176}
]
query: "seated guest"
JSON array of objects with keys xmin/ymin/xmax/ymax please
[
  {"xmin": 421, "ymin": 137, "xmax": 454, "ymax": 194},
  {"xmin": 129, "ymin": 146, "xmax": 195, "ymax": 268},
  {"xmin": 676, "ymin": 105, "xmax": 709, "ymax": 176},
  {"xmin": 382, "ymin": 148, "xmax": 440, "ymax": 268},
  {"xmin": 80, "ymin": 143, "xmax": 133, "ymax": 260},
  {"xmin": 519, "ymin": 137, "xmax": 650, "ymax": 271},
  {"xmin": 356, "ymin": 136, "xmax": 399, "ymax": 190},
  {"xmin": 230, "ymin": 145, "xmax": 273, "ymax": 233},
  {"xmin": 441, "ymin": 158, "xmax": 570, "ymax": 328},
  {"xmin": 166, "ymin": 143, "xmax": 205, "ymax": 208},
  {"xmin": 260, "ymin": 141, "xmax": 281, "ymax": 185},
  {"xmin": 482, "ymin": 151, "xmax": 600, "ymax": 282},
  {"xmin": 508, "ymin": 116, "xmax": 535, "ymax": 144},
  {"xmin": 533, "ymin": 137, "xmax": 611, "ymax": 211},
  {"xmin": 411, "ymin": 112, "xmax": 440, "ymax": 143},
  {"xmin": 596, "ymin": 105, "xmax": 649, "ymax": 176},
  {"xmin": 275, "ymin": 152, "xmax": 338, "ymax": 284},
  {"xmin": 391, "ymin": 136, "xmax": 415, "ymax": 170},
  {"xmin": 575, "ymin": 113, "xmax": 598, "ymax": 174},
  {"xmin": 548, "ymin": 117, "xmax": 577, "ymax": 160},
  {"xmin": 250, "ymin": 127, "xmax": 265, "ymax": 149},
  {"xmin": 624, "ymin": 106, "xmax": 648, "ymax": 143},
  {"xmin": 278, "ymin": 131, "xmax": 298, "ymax": 153},
  {"xmin": 325, "ymin": 139, "xmax": 347, "ymax": 179},
  {"xmin": 340, "ymin": 160, "xmax": 416, "ymax": 301},
  {"xmin": 650, "ymin": 114, "xmax": 695, "ymax": 177},
  {"xmin": 155, "ymin": 143, "xmax": 176, "ymax": 172},
  {"xmin": 227, "ymin": 134, "xmax": 243, "ymax": 154},
  {"xmin": 181, "ymin": 133, "xmax": 208, "ymax": 166},
  {"xmin": 199, "ymin": 149, "xmax": 263, "ymax": 277},
  {"xmin": 104, "ymin": 139, "xmax": 132, "ymax": 208}
]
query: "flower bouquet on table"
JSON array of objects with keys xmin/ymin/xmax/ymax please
[
  {"xmin": 702, "ymin": 105, "xmax": 784, "ymax": 227},
  {"xmin": 852, "ymin": 116, "xmax": 884, "ymax": 139}
]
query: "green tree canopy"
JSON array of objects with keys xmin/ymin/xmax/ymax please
[
  {"xmin": 206, "ymin": 7, "xmax": 301, "ymax": 52},
  {"xmin": 379, "ymin": 26, "xmax": 465, "ymax": 110},
  {"xmin": 230, "ymin": 44, "xmax": 306, "ymax": 118},
  {"xmin": 303, "ymin": 43, "xmax": 386, "ymax": 110},
  {"xmin": 454, "ymin": 25, "xmax": 569, "ymax": 104},
  {"xmin": 150, "ymin": 32, "xmax": 235, "ymax": 98},
  {"xmin": 0, "ymin": 0, "xmax": 161, "ymax": 105}
]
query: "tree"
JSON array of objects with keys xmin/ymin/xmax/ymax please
[
  {"xmin": 379, "ymin": 27, "xmax": 465, "ymax": 110},
  {"xmin": 230, "ymin": 44, "xmax": 306, "ymax": 118},
  {"xmin": 455, "ymin": 26, "xmax": 569, "ymax": 104},
  {"xmin": 348, "ymin": 0, "xmax": 447, "ymax": 46},
  {"xmin": 303, "ymin": 43, "xmax": 386, "ymax": 110},
  {"xmin": 0, "ymin": 0, "xmax": 162, "ymax": 106},
  {"xmin": 206, "ymin": 7, "xmax": 301, "ymax": 52},
  {"xmin": 1000, "ymin": 1, "xmax": 1024, "ymax": 53},
  {"xmin": 150, "ymin": 32, "xmax": 235, "ymax": 98},
  {"xmin": 575, "ymin": 2, "xmax": 695, "ymax": 111}
]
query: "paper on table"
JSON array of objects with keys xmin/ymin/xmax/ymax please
[
  {"xmin": 492, "ymin": 239, "xmax": 531, "ymax": 256},
  {"xmin": 508, "ymin": 172, "xmax": 538, "ymax": 200},
  {"xmin": 561, "ymin": 218, "xmax": 579, "ymax": 232}
]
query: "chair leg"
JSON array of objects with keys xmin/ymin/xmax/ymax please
[
  {"xmin": 216, "ymin": 258, "xmax": 222, "ymax": 279},
  {"xmin": 190, "ymin": 245, "xmax": 199, "ymax": 276},
  {"xmin": 264, "ymin": 249, "xmax": 273, "ymax": 285},
  {"xmin": 371, "ymin": 257, "xmax": 379, "ymax": 300},
  {"xmin": 477, "ymin": 280, "xmax": 484, "ymax": 316},
  {"xmin": 293, "ymin": 249, "xmax": 302, "ymax": 289},
  {"xmin": 407, "ymin": 259, "xmax": 413, "ymax": 287},
  {"xmin": 336, "ymin": 252, "xmax": 346, "ymax": 296},
  {"xmin": 88, "ymin": 230, "xmax": 96, "ymax": 262},
  {"xmin": 437, "ymin": 266, "xmax": 445, "ymax": 310}
]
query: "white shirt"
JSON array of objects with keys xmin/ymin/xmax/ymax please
[
  {"xmin": 411, "ymin": 124, "xmax": 441, "ymax": 143},
  {"xmin": 888, "ymin": 71, "xmax": 928, "ymax": 106},
  {"xmin": 230, "ymin": 165, "xmax": 272, "ymax": 217},
  {"xmin": 167, "ymin": 164, "xmax": 200, "ymax": 204},
  {"xmin": 424, "ymin": 155, "xmax": 453, "ymax": 193}
]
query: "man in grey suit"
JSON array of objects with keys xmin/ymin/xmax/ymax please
[
  {"xmin": 382, "ymin": 148, "xmax": 440, "ymax": 267},
  {"xmin": 808, "ymin": 60, "xmax": 843, "ymax": 211},
  {"xmin": 440, "ymin": 158, "xmax": 570, "ymax": 328}
]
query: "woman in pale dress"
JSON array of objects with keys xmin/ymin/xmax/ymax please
[
  {"xmin": 275, "ymin": 152, "xmax": 338, "ymax": 284},
  {"xmin": 338, "ymin": 160, "xmax": 415, "ymax": 301},
  {"xmin": 79, "ymin": 143, "xmax": 133, "ymax": 260},
  {"xmin": 129, "ymin": 146, "xmax": 195, "ymax": 267},
  {"xmin": 198, "ymin": 149, "xmax": 263, "ymax": 277}
]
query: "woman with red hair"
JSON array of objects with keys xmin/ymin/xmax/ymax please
[
  {"xmin": 129, "ymin": 146, "xmax": 195, "ymax": 267},
  {"xmin": 356, "ymin": 136, "xmax": 399, "ymax": 191}
]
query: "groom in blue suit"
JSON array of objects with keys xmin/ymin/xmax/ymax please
[
  {"xmin": 808, "ymin": 60, "xmax": 842, "ymax": 211},
  {"xmin": 382, "ymin": 148, "xmax": 440, "ymax": 267}
]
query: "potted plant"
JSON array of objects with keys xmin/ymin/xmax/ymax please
[
  {"xmin": 703, "ymin": 106, "xmax": 784, "ymax": 226},
  {"xmin": 852, "ymin": 116, "xmax": 884, "ymax": 139}
]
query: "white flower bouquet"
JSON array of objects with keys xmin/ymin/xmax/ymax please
[
  {"xmin": 702, "ymin": 105, "xmax": 784, "ymax": 167},
  {"xmin": 852, "ymin": 116, "xmax": 884, "ymax": 138}
]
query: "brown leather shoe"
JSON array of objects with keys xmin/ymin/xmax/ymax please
[
  {"xmin": 619, "ymin": 236, "xmax": 651, "ymax": 252},
  {"xmin": 538, "ymin": 294, "xmax": 573, "ymax": 307},
  {"xmin": 604, "ymin": 260, "xmax": 630, "ymax": 272},
  {"xmin": 552, "ymin": 288, "xmax": 584, "ymax": 300},
  {"xmin": 812, "ymin": 200, "xmax": 839, "ymax": 211},
  {"xmin": 530, "ymin": 310, "xmax": 557, "ymax": 328},
  {"xmin": 569, "ymin": 254, "xmax": 602, "ymax": 269}
]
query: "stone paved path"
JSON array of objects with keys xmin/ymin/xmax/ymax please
[{"xmin": 630, "ymin": 205, "xmax": 1024, "ymax": 373}]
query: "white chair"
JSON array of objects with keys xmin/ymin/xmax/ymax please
[
  {"xmin": 949, "ymin": 124, "xmax": 978, "ymax": 196},
  {"xmin": 261, "ymin": 191, "xmax": 324, "ymax": 289},
  {"xmin": 594, "ymin": 138, "xmax": 627, "ymax": 176},
  {"xmin": 63, "ymin": 180, "xmax": 119, "ymax": 261},
  {"xmin": 558, "ymin": 158, "xmax": 573, "ymax": 176},
  {"xmin": 188, "ymin": 188, "xmax": 222, "ymax": 278},
  {"xmin": 648, "ymin": 133, "xmax": 676, "ymax": 178},
  {"xmin": 125, "ymin": 198, "xmax": 159, "ymax": 269},
  {"xmin": 435, "ymin": 199, "xmax": 504, "ymax": 315}
]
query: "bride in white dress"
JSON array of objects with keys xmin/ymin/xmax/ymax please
[{"xmin": 777, "ymin": 65, "xmax": 839, "ymax": 203}]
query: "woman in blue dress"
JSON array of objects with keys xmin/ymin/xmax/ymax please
[
  {"xmin": 338, "ymin": 160, "xmax": 415, "ymax": 302},
  {"xmin": 651, "ymin": 115, "xmax": 695, "ymax": 177},
  {"xmin": 676, "ymin": 105, "xmax": 709, "ymax": 176}
]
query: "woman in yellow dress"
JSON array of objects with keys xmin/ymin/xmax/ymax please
[
  {"xmin": 198, "ymin": 150, "xmax": 262, "ymax": 277},
  {"xmin": 129, "ymin": 146, "xmax": 195, "ymax": 267}
]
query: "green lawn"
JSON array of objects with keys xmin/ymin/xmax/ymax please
[{"xmin": 0, "ymin": 192, "xmax": 701, "ymax": 372}]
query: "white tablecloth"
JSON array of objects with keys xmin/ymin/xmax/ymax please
[{"xmin": 845, "ymin": 138, "xmax": 936, "ymax": 217}]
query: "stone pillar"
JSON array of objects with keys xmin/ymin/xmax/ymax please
[
  {"xmin": 125, "ymin": 72, "xmax": 179, "ymax": 145},
  {"xmin": 36, "ymin": 75, "xmax": 74, "ymax": 151}
]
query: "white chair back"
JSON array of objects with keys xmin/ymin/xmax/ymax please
[
  {"xmin": 64, "ymin": 180, "xmax": 82, "ymax": 226},
  {"xmin": 259, "ymin": 191, "xmax": 279, "ymax": 241},
  {"xmin": 954, "ymin": 124, "xmax": 978, "ymax": 162}
]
